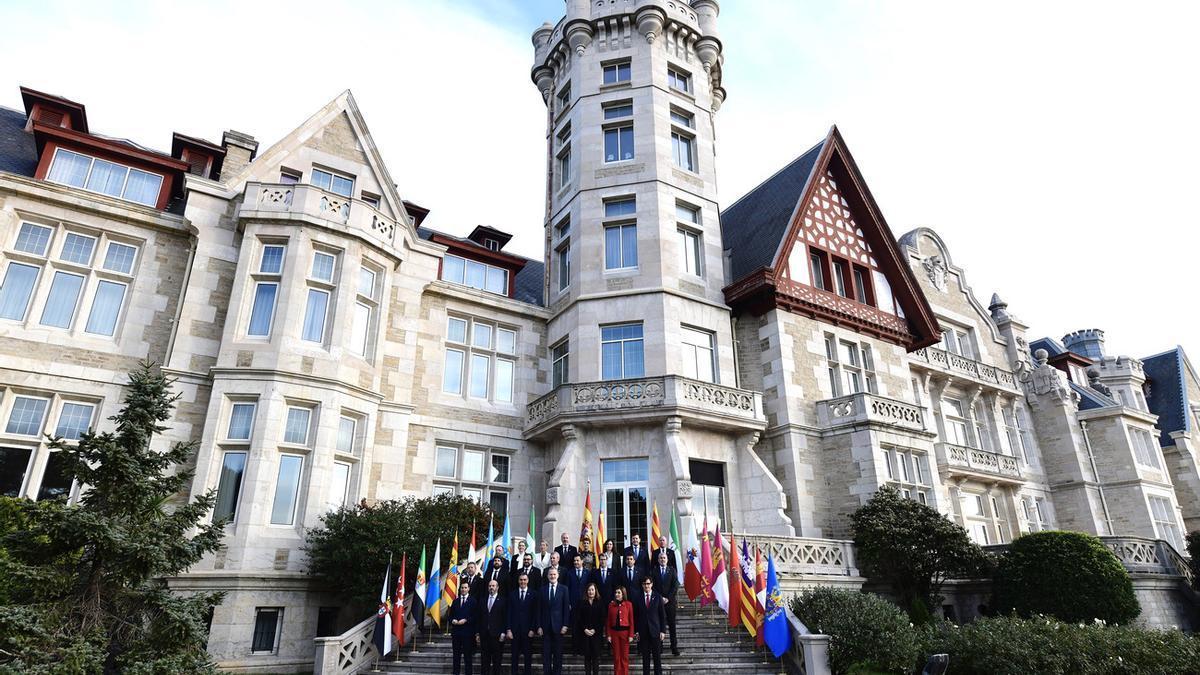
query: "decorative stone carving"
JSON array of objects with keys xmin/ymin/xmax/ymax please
[
  {"xmin": 546, "ymin": 486, "xmax": 560, "ymax": 505},
  {"xmin": 675, "ymin": 479, "xmax": 693, "ymax": 498},
  {"xmin": 1027, "ymin": 349, "xmax": 1078, "ymax": 404},
  {"xmin": 922, "ymin": 254, "xmax": 948, "ymax": 291},
  {"xmin": 1087, "ymin": 368, "xmax": 1112, "ymax": 396}
]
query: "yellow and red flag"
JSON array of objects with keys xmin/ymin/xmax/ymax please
[
  {"xmin": 651, "ymin": 502, "xmax": 662, "ymax": 553},
  {"xmin": 579, "ymin": 482, "xmax": 594, "ymax": 549},
  {"xmin": 440, "ymin": 531, "xmax": 460, "ymax": 614},
  {"xmin": 597, "ymin": 507, "xmax": 607, "ymax": 551}
]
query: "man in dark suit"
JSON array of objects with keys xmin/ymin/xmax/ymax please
[
  {"xmin": 619, "ymin": 553, "xmax": 643, "ymax": 598},
  {"xmin": 485, "ymin": 555, "xmax": 511, "ymax": 598},
  {"xmin": 516, "ymin": 553, "xmax": 542, "ymax": 592},
  {"xmin": 450, "ymin": 583, "xmax": 478, "ymax": 675},
  {"xmin": 537, "ymin": 567, "xmax": 571, "ymax": 675},
  {"xmin": 565, "ymin": 555, "xmax": 589, "ymax": 609},
  {"xmin": 546, "ymin": 551, "xmax": 566, "ymax": 584},
  {"xmin": 463, "ymin": 560, "xmax": 485, "ymax": 599},
  {"xmin": 507, "ymin": 572, "xmax": 538, "ymax": 675},
  {"xmin": 479, "ymin": 579, "xmax": 508, "ymax": 675},
  {"xmin": 632, "ymin": 576, "xmax": 667, "ymax": 675},
  {"xmin": 591, "ymin": 553, "xmax": 614, "ymax": 603},
  {"xmin": 623, "ymin": 534, "xmax": 650, "ymax": 570},
  {"xmin": 651, "ymin": 550, "xmax": 680, "ymax": 656},
  {"xmin": 553, "ymin": 532, "xmax": 578, "ymax": 569},
  {"xmin": 655, "ymin": 536, "xmax": 678, "ymax": 571}
]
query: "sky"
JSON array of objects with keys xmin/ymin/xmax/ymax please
[{"xmin": 0, "ymin": 0, "xmax": 1196, "ymax": 359}]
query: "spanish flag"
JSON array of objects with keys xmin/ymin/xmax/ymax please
[{"xmin": 579, "ymin": 483, "xmax": 594, "ymax": 549}]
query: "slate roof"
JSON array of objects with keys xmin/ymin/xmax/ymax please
[
  {"xmin": 1029, "ymin": 337, "xmax": 1067, "ymax": 358},
  {"xmin": 417, "ymin": 226, "xmax": 544, "ymax": 307},
  {"xmin": 1143, "ymin": 347, "xmax": 1190, "ymax": 446},
  {"xmin": 0, "ymin": 106, "xmax": 37, "ymax": 177},
  {"xmin": 1071, "ymin": 381, "xmax": 1115, "ymax": 411},
  {"xmin": 719, "ymin": 138, "xmax": 824, "ymax": 283}
]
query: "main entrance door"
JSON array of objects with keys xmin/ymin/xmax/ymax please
[{"xmin": 602, "ymin": 459, "xmax": 649, "ymax": 549}]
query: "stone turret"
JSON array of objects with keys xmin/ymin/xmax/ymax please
[{"xmin": 1063, "ymin": 329, "xmax": 1106, "ymax": 361}]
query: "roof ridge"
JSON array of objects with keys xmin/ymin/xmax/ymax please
[{"xmin": 721, "ymin": 138, "xmax": 825, "ymax": 216}]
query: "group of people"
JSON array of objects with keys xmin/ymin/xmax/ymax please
[{"xmin": 445, "ymin": 532, "xmax": 681, "ymax": 675}]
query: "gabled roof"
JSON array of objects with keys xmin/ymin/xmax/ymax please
[
  {"xmin": 1030, "ymin": 337, "xmax": 1067, "ymax": 358},
  {"xmin": 1143, "ymin": 347, "xmax": 1192, "ymax": 446},
  {"xmin": 417, "ymin": 226, "xmax": 545, "ymax": 307},
  {"xmin": 0, "ymin": 106, "xmax": 37, "ymax": 177}
]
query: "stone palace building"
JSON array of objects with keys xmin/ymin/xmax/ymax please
[{"xmin": 0, "ymin": 0, "xmax": 1196, "ymax": 671}]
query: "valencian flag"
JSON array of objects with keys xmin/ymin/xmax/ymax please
[
  {"xmin": 391, "ymin": 553, "xmax": 407, "ymax": 648},
  {"xmin": 426, "ymin": 539, "xmax": 442, "ymax": 626},
  {"xmin": 698, "ymin": 516, "xmax": 715, "ymax": 606},
  {"xmin": 651, "ymin": 501, "xmax": 662, "ymax": 552},
  {"xmin": 711, "ymin": 526, "xmax": 729, "ymax": 613},
  {"xmin": 755, "ymin": 545, "xmax": 767, "ymax": 647},
  {"xmin": 763, "ymin": 554, "xmax": 791, "ymax": 658},
  {"xmin": 439, "ymin": 531, "xmax": 460, "ymax": 618},
  {"xmin": 579, "ymin": 482, "xmax": 594, "ymax": 548},
  {"xmin": 737, "ymin": 539, "xmax": 760, "ymax": 638},
  {"xmin": 412, "ymin": 545, "xmax": 427, "ymax": 629},
  {"xmin": 727, "ymin": 531, "xmax": 741, "ymax": 628},
  {"xmin": 372, "ymin": 556, "xmax": 393, "ymax": 657},
  {"xmin": 526, "ymin": 506, "xmax": 538, "ymax": 553}
]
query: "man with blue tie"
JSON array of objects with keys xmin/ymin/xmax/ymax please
[
  {"xmin": 651, "ymin": 550, "xmax": 680, "ymax": 656},
  {"xmin": 619, "ymin": 553, "xmax": 643, "ymax": 598},
  {"xmin": 507, "ymin": 572, "xmax": 538, "ymax": 675},
  {"xmin": 450, "ymin": 582, "xmax": 478, "ymax": 675},
  {"xmin": 591, "ymin": 553, "xmax": 614, "ymax": 603},
  {"xmin": 566, "ymin": 555, "xmax": 589, "ymax": 608},
  {"xmin": 623, "ymin": 534, "xmax": 650, "ymax": 570},
  {"xmin": 537, "ymin": 567, "xmax": 570, "ymax": 675}
]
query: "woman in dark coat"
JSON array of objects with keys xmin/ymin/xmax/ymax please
[{"xmin": 574, "ymin": 582, "xmax": 606, "ymax": 675}]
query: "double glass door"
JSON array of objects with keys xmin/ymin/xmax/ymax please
[{"xmin": 602, "ymin": 459, "xmax": 649, "ymax": 549}]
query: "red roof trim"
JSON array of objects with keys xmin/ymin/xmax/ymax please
[
  {"xmin": 21, "ymin": 86, "xmax": 88, "ymax": 133},
  {"xmin": 431, "ymin": 233, "xmax": 528, "ymax": 269},
  {"xmin": 32, "ymin": 122, "xmax": 188, "ymax": 171}
]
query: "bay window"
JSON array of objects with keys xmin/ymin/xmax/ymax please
[
  {"xmin": 46, "ymin": 148, "xmax": 164, "ymax": 207},
  {"xmin": 248, "ymin": 243, "xmax": 285, "ymax": 337}
]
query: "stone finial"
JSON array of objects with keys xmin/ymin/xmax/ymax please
[
  {"xmin": 1087, "ymin": 368, "xmax": 1112, "ymax": 396},
  {"xmin": 636, "ymin": 6, "xmax": 665, "ymax": 44},
  {"xmin": 566, "ymin": 21, "xmax": 593, "ymax": 55},
  {"xmin": 988, "ymin": 293, "xmax": 1010, "ymax": 322},
  {"xmin": 1033, "ymin": 348, "xmax": 1049, "ymax": 368}
]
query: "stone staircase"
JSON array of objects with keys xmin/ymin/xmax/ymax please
[{"xmin": 372, "ymin": 604, "xmax": 785, "ymax": 674}]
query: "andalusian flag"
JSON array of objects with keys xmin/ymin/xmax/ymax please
[
  {"xmin": 670, "ymin": 507, "xmax": 684, "ymax": 584},
  {"xmin": 526, "ymin": 506, "xmax": 537, "ymax": 553},
  {"xmin": 651, "ymin": 502, "xmax": 662, "ymax": 552},
  {"xmin": 439, "ymin": 531, "xmax": 460, "ymax": 616},
  {"xmin": 579, "ymin": 482, "xmax": 594, "ymax": 548},
  {"xmin": 426, "ymin": 540, "xmax": 442, "ymax": 626},
  {"xmin": 372, "ymin": 557, "xmax": 393, "ymax": 656},
  {"xmin": 699, "ymin": 516, "xmax": 715, "ymax": 606},
  {"xmin": 391, "ymin": 553, "xmax": 407, "ymax": 647},
  {"xmin": 413, "ymin": 545, "xmax": 427, "ymax": 629}
]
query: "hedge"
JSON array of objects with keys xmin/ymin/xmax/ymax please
[{"xmin": 791, "ymin": 588, "xmax": 918, "ymax": 675}]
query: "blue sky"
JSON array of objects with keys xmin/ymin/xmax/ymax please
[{"xmin": 0, "ymin": 0, "xmax": 1196, "ymax": 358}]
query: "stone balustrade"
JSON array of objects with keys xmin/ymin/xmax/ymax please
[
  {"xmin": 985, "ymin": 536, "xmax": 1193, "ymax": 589},
  {"xmin": 911, "ymin": 346, "xmax": 1019, "ymax": 391},
  {"xmin": 815, "ymin": 392, "xmax": 927, "ymax": 433},
  {"xmin": 943, "ymin": 442, "xmax": 1022, "ymax": 481},
  {"xmin": 242, "ymin": 182, "xmax": 399, "ymax": 245},
  {"xmin": 524, "ymin": 375, "xmax": 764, "ymax": 434},
  {"xmin": 312, "ymin": 614, "xmax": 377, "ymax": 675},
  {"xmin": 733, "ymin": 532, "xmax": 859, "ymax": 578}
]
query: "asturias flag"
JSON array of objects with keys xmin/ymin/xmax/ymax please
[{"xmin": 763, "ymin": 554, "xmax": 791, "ymax": 658}]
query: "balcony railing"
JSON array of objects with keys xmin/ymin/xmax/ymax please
[
  {"xmin": 815, "ymin": 392, "xmax": 927, "ymax": 433},
  {"xmin": 911, "ymin": 346, "xmax": 1018, "ymax": 390},
  {"xmin": 733, "ymin": 533, "xmax": 859, "ymax": 578},
  {"xmin": 525, "ymin": 375, "xmax": 764, "ymax": 433},
  {"xmin": 242, "ymin": 182, "xmax": 400, "ymax": 245},
  {"xmin": 943, "ymin": 442, "xmax": 1022, "ymax": 480},
  {"xmin": 986, "ymin": 537, "xmax": 1193, "ymax": 589}
]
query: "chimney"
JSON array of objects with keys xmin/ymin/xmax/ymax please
[
  {"xmin": 1062, "ymin": 329, "xmax": 1106, "ymax": 361},
  {"xmin": 220, "ymin": 130, "xmax": 258, "ymax": 179}
]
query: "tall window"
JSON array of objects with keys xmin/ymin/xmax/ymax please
[
  {"xmin": 301, "ymin": 250, "xmax": 338, "ymax": 344},
  {"xmin": 556, "ymin": 83, "xmax": 571, "ymax": 113},
  {"xmin": 603, "ymin": 125, "xmax": 634, "ymax": 162},
  {"xmin": 352, "ymin": 264, "xmax": 381, "ymax": 359},
  {"xmin": 1, "ymin": 221, "xmax": 139, "ymax": 336},
  {"xmin": 556, "ymin": 124, "xmax": 572, "ymax": 189},
  {"xmin": 603, "ymin": 60, "xmax": 632, "ymax": 84},
  {"xmin": 248, "ymin": 243, "xmax": 285, "ymax": 337},
  {"xmin": 432, "ymin": 443, "xmax": 511, "ymax": 518},
  {"xmin": 556, "ymin": 241, "xmax": 570, "ymax": 291},
  {"xmin": 46, "ymin": 148, "xmax": 164, "ymax": 207},
  {"xmin": 1023, "ymin": 496, "xmax": 1050, "ymax": 532},
  {"xmin": 443, "ymin": 315, "xmax": 517, "ymax": 404},
  {"xmin": 441, "ymin": 254, "xmax": 509, "ymax": 296},
  {"xmin": 213, "ymin": 451, "xmax": 247, "ymax": 523},
  {"xmin": 972, "ymin": 400, "xmax": 993, "ymax": 452},
  {"xmin": 961, "ymin": 492, "xmax": 990, "ymax": 545},
  {"xmin": 603, "ymin": 198, "xmax": 638, "ymax": 271},
  {"xmin": 671, "ymin": 131, "xmax": 695, "ymax": 171},
  {"xmin": 552, "ymin": 339, "xmax": 569, "ymax": 388},
  {"xmin": 1148, "ymin": 496, "xmax": 1183, "ymax": 549},
  {"xmin": 823, "ymin": 334, "xmax": 877, "ymax": 396},
  {"xmin": 667, "ymin": 67, "xmax": 691, "ymax": 93},
  {"xmin": 882, "ymin": 447, "xmax": 930, "ymax": 505},
  {"xmin": 941, "ymin": 397, "xmax": 972, "ymax": 447},
  {"xmin": 601, "ymin": 323, "xmax": 644, "ymax": 380},
  {"xmin": 940, "ymin": 325, "xmax": 974, "ymax": 359},
  {"xmin": 270, "ymin": 454, "xmax": 304, "ymax": 525},
  {"xmin": 677, "ymin": 204, "xmax": 703, "ymax": 277},
  {"xmin": 0, "ymin": 392, "xmax": 95, "ymax": 501},
  {"xmin": 1129, "ymin": 426, "xmax": 1162, "ymax": 469},
  {"xmin": 680, "ymin": 326, "xmax": 716, "ymax": 383},
  {"xmin": 809, "ymin": 250, "xmax": 828, "ymax": 291},
  {"xmin": 251, "ymin": 608, "xmax": 283, "ymax": 654}
]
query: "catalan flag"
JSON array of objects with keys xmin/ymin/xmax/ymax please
[
  {"xmin": 596, "ymin": 505, "xmax": 606, "ymax": 552},
  {"xmin": 651, "ymin": 501, "xmax": 662, "ymax": 553}
]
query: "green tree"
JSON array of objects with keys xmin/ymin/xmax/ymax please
[
  {"xmin": 992, "ymin": 530, "xmax": 1139, "ymax": 624},
  {"xmin": 0, "ymin": 362, "xmax": 225, "ymax": 675},
  {"xmin": 305, "ymin": 493, "xmax": 494, "ymax": 610},
  {"xmin": 851, "ymin": 485, "xmax": 989, "ymax": 622}
]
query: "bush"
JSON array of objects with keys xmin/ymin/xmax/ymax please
[
  {"xmin": 918, "ymin": 616, "xmax": 1200, "ymax": 675},
  {"xmin": 791, "ymin": 587, "xmax": 918, "ymax": 675},
  {"xmin": 1187, "ymin": 531, "xmax": 1199, "ymax": 588},
  {"xmin": 993, "ymin": 531, "xmax": 1139, "ymax": 624}
]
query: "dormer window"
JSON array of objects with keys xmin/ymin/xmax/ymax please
[
  {"xmin": 484, "ymin": 239, "xmax": 499, "ymax": 252},
  {"xmin": 46, "ymin": 149, "xmax": 163, "ymax": 207},
  {"xmin": 310, "ymin": 168, "xmax": 354, "ymax": 197},
  {"xmin": 279, "ymin": 169, "xmax": 301, "ymax": 185},
  {"xmin": 442, "ymin": 254, "xmax": 508, "ymax": 296}
]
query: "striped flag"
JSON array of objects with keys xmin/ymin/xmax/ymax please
[
  {"xmin": 670, "ymin": 506, "xmax": 684, "ymax": 585},
  {"xmin": 526, "ymin": 506, "xmax": 537, "ymax": 553},
  {"xmin": 372, "ymin": 556, "xmax": 393, "ymax": 656},
  {"xmin": 737, "ymin": 539, "xmax": 760, "ymax": 638},
  {"xmin": 439, "ymin": 531, "xmax": 460, "ymax": 617},
  {"xmin": 391, "ymin": 553, "xmax": 406, "ymax": 647},
  {"xmin": 727, "ymin": 531, "xmax": 741, "ymax": 628},
  {"xmin": 711, "ymin": 526, "xmax": 729, "ymax": 612},
  {"xmin": 596, "ymin": 504, "xmax": 607, "ymax": 552},
  {"xmin": 755, "ymin": 545, "xmax": 767, "ymax": 646},
  {"xmin": 426, "ymin": 540, "xmax": 442, "ymax": 627},
  {"xmin": 413, "ymin": 545, "xmax": 427, "ymax": 629},
  {"xmin": 651, "ymin": 502, "xmax": 663, "ymax": 553}
]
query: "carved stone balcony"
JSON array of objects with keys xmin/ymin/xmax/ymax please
[
  {"xmin": 239, "ymin": 182, "xmax": 401, "ymax": 247},
  {"xmin": 815, "ymin": 392, "xmax": 928, "ymax": 434},
  {"xmin": 524, "ymin": 375, "xmax": 765, "ymax": 438},
  {"xmin": 733, "ymin": 533, "xmax": 859, "ymax": 579},
  {"xmin": 941, "ymin": 442, "xmax": 1023, "ymax": 482},
  {"xmin": 910, "ymin": 346, "xmax": 1020, "ymax": 393}
]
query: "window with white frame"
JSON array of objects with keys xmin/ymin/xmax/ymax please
[
  {"xmin": 270, "ymin": 453, "xmax": 304, "ymax": 525},
  {"xmin": 556, "ymin": 124, "xmax": 572, "ymax": 189},
  {"xmin": 441, "ymin": 254, "xmax": 509, "ymax": 296},
  {"xmin": 1016, "ymin": 407, "xmax": 1036, "ymax": 465},
  {"xmin": 601, "ymin": 323, "xmax": 645, "ymax": 380},
  {"xmin": 677, "ymin": 204, "xmax": 703, "ymax": 277},
  {"xmin": 602, "ymin": 60, "xmax": 631, "ymax": 85},
  {"xmin": 882, "ymin": 447, "xmax": 931, "ymax": 505},
  {"xmin": 941, "ymin": 397, "xmax": 973, "ymax": 447},
  {"xmin": 670, "ymin": 108, "xmax": 694, "ymax": 128},
  {"xmin": 671, "ymin": 131, "xmax": 696, "ymax": 171},
  {"xmin": 0, "ymin": 391, "xmax": 96, "ymax": 500},
  {"xmin": 226, "ymin": 401, "xmax": 256, "ymax": 441},
  {"xmin": 556, "ymin": 240, "xmax": 570, "ymax": 291},
  {"xmin": 1022, "ymin": 495, "xmax": 1050, "ymax": 532},
  {"xmin": 0, "ymin": 221, "xmax": 139, "ymax": 337},
  {"xmin": 603, "ymin": 198, "xmax": 638, "ymax": 270},
  {"xmin": 213, "ymin": 396, "xmax": 255, "ymax": 523},
  {"xmin": 282, "ymin": 405, "xmax": 314, "ymax": 446},
  {"xmin": 247, "ymin": 242, "xmax": 285, "ymax": 337},
  {"xmin": 351, "ymin": 264, "xmax": 381, "ymax": 360},
  {"xmin": 310, "ymin": 167, "xmax": 354, "ymax": 198},
  {"xmin": 442, "ymin": 315, "xmax": 517, "ymax": 404},
  {"xmin": 991, "ymin": 495, "xmax": 1010, "ymax": 543},
  {"xmin": 972, "ymin": 400, "xmax": 993, "ymax": 452},
  {"xmin": 680, "ymin": 326, "xmax": 716, "ymax": 383},
  {"xmin": 1129, "ymin": 426, "xmax": 1161, "ymax": 469},
  {"xmin": 46, "ymin": 148, "xmax": 164, "ymax": 207},
  {"xmin": 961, "ymin": 492, "xmax": 991, "ymax": 545},
  {"xmin": 823, "ymin": 334, "xmax": 877, "ymax": 396},
  {"xmin": 251, "ymin": 607, "xmax": 283, "ymax": 654},
  {"xmin": 603, "ymin": 102, "xmax": 633, "ymax": 120},
  {"xmin": 1148, "ymin": 495, "xmax": 1183, "ymax": 549},
  {"xmin": 940, "ymin": 325, "xmax": 975, "ymax": 359},
  {"xmin": 667, "ymin": 67, "xmax": 691, "ymax": 93},
  {"xmin": 432, "ymin": 443, "xmax": 511, "ymax": 519},
  {"xmin": 603, "ymin": 124, "xmax": 634, "ymax": 162},
  {"xmin": 552, "ymin": 338, "xmax": 569, "ymax": 388},
  {"xmin": 301, "ymin": 249, "xmax": 339, "ymax": 344}
]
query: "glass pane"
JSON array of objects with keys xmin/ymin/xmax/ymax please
[
  {"xmin": 284, "ymin": 408, "xmax": 311, "ymax": 445},
  {"xmin": 605, "ymin": 199, "xmax": 636, "ymax": 217},
  {"xmin": 213, "ymin": 452, "xmax": 247, "ymax": 522},
  {"xmin": 0, "ymin": 446, "xmax": 32, "ymax": 497},
  {"xmin": 619, "ymin": 127, "xmax": 634, "ymax": 160},
  {"xmin": 435, "ymin": 446, "xmax": 457, "ymax": 477},
  {"xmin": 337, "ymin": 416, "xmax": 356, "ymax": 454},
  {"xmin": 311, "ymin": 169, "xmax": 332, "ymax": 191},
  {"xmin": 443, "ymin": 255, "xmax": 465, "ymax": 284},
  {"xmin": 37, "ymin": 452, "xmax": 74, "ymax": 500},
  {"xmin": 621, "ymin": 225, "xmax": 638, "ymax": 267},
  {"xmin": 485, "ymin": 267, "xmax": 507, "ymax": 295},
  {"xmin": 491, "ymin": 454, "xmax": 510, "ymax": 483},
  {"xmin": 227, "ymin": 403, "xmax": 255, "ymax": 440},
  {"xmin": 60, "ymin": 233, "xmax": 96, "ymax": 265},
  {"xmin": 123, "ymin": 169, "xmax": 162, "ymax": 206},
  {"xmin": 301, "ymin": 289, "xmax": 329, "ymax": 342},
  {"xmin": 494, "ymin": 358, "xmax": 514, "ymax": 403},
  {"xmin": 328, "ymin": 462, "xmax": 350, "ymax": 510},
  {"xmin": 0, "ymin": 262, "xmax": 39, "ymax": 321},
  {"xmin": 352, "ymin": 302, "xmax": 371, "ymax": 356},
  {"xmin": 85, "ymin": 158, "xmax": 128, "ymax": 197},
  {"xmin": 496, "ymin": 328, "xmax": 516, "ymax": 354},
  {"xmin": 465, "ymin": 260, "xmax": 486, "ymax": 289},
  {"xmin": 46, "ymin": 149, "xmax": 90, "ymax": 188},
  {"xmin": 260, "ymin": 245, "xmax": 285, "ymax": 274},
  {"xmin": 489, "ymin": 491, "xmax": 508, "ymax": 521},
  {"xmin": 39, "ymin": 271, "xmax": 84, "ymax": 328},
  {"xmin": 462, "ymin": 450, "xmax": 485, "ymax": 482},
  {"xmin": 469, "ymin": 354, "xmax": 490, "ymax": 398},
  {"xmin": 270, "ymin": 455, "xmax": 304, "ymax": 525},
  {"xmin": 6, "ymin": 397, "xmax": 48, "ymax": 435},
  {"xmin": 604, "ymin": 129, "xmax": 618, "ymax": 162},
  {"xmin": 472, "ymin": 322, "xmax": 492, "ymax": 349},
  {"xmin": 622, "ymin": 340, "xmax": 644, "ymax": 378},
  {"xmin": 606, "ymin": 489, "xmax": 626, "ymax": 548},
  {"xmin": 103, "ymin": 242, "xmax": 138, "ymax": 274},
  {"xmin": 15, "ymin": 223, "xmax": 54, "ymax": 255},
  {"xmin": 83, "ymin": 280, "xmax": 125, "ymax": 336},
  {"xmin": 311, "ymin": 252, "xmax": 336, "ymax": 282},
  {"xmin": 601, "ymin": 342, "xmax": 622, "ymax": 380},
  {"xmin": 358, "ymin": 267, "xmax": 376, "ymax": 297},
  {"xmin": 447, "ymin": 317, "xmax": 468, "ymax": 343},
  {"xmin": 628, "ymin": 487, "xmax": 648, "ymax": 547},
  {"xmin": 462, "ymin": 487, "xmax": 482, "ymax": 503},
  {"xmin": 55, "ymin": 402, "xmax": 94, "ymax": 440},
  {"xmin": 252, "ymin": 610, "xmax": 279, "ymax": 653},
  {"xmin": 331, "ymin": 175, "xmax": 354, "ymax": 197},
  {"xmin": 442, "ymin": 349, "xmax": 464, "ymax": 394},
  {"xmin": 247, "ymin": 283, "xmax": 278, "ymax": 336},
  {"xmin": 604, "ymin": 227, "xmax": 622, "ymax": 269}
]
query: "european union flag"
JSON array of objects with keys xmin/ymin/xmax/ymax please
[{"xmin": 763, "ymin": 554, "xmax": 791, "ymax": 658}]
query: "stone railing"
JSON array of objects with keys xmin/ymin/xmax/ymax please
[
  {"xmin": 243, "ymin": 182, "xmax": 400, "ymax": 245},
  {"xmin": 734, "ymin": 533, "xmax": 859, "ymax": 578},
  {"xmin": 943, "ymin": 442, "xmax": 1022, "ymax": 480},
  {"xmin": 524, "ymin": 375, "xmax": 764, "ymax": 433},
  {"xmin": 911, "ymin": 346, "xmax": 1019, "ymax": 390},
  {"xmin": 987, "ymin": 537, "xmax": 1194, "ymax": 589},
  {"xmin": 312, "ymin": 614, "xmax": 377, "ymax": 675},
  {"xmin": 815, "ymin": 392, "xmax": 926, "ymax": 433}
]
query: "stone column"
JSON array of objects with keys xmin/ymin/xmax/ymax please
[
  {"xmin": 663, "ymin": 416, "xmax": 695, "ymax": 539},
  {"xmin": 544, "ymin": 424, "xmax": 580, "ymax": 539}
]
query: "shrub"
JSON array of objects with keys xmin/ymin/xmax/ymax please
[
  {"xmin": 1187, "ymin": 531, "xmax": 1199, "ymax": 588},
  {"xmin": 791, "ymin": 587, "xmax": 918, "ymax": 675},
  {"xmin": 993, "ymin": 531, "xmax": 1139, "ymax": 624}
]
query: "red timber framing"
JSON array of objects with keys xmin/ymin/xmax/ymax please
[
  {"xmin": 724, "ymin": 126, "xmax": 941, "ymax": 350},
  {"xmin": 429, "ymin": 233, "xmax": 528, "ymax": 298}
]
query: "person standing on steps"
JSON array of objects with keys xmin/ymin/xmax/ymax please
[
  {"xmin": 537, "ymin": 567, "xmax": 570, "ymax": 675},
  {"xmin": 606, "ymin": 586, "xmax": 633, "ymax": 675},
  {"xmin": 510, "ymin": 540, "xmax": 529, "ymax": 579},
  {"xmin": 592, "ymin": 553, "xmax": 614, "ymax": 603},
  {"xmin": 450, "ymin": 582, "xmax": 478, "ymax": 675},
  {"xmin": 574, "ymin": 582, "xmax": 606, "ymax": 675},
  {"xmin": 632, "ymin": 576, "xmax": 667, "ymax": 675},
  {"xmin": 655, "ymin": 535, "xmax": 677, "ymax": 571},
  {"xmin": 507, "ymin": 572, "xmax": 537, "ymax": 675},
  {"xmin": 579, "ymin": 536, "xmax": 596, "ymax": 570},
  {"xmin": 533, "ymin": 540, "xmax": 551, "ymax": 570},
  {"xmin": 601, "ymin": 539, "xmax": 618, "ymax": 571},
  {"xmin": 619, "ymin": 553, "xmax": 643, "ymax": 599},
  {"xmin": 554, "ymin": 532, "xmax": 578, "ymax": 569},
  {"xmin": 518, "ymin": 553, "xmax": 542, "ymax": 592},
  {"xmin": 623, "ymin": 534, "xmax": 649, "ymax": 570},
  {"xmin": 480, "ymin": 578, "xmax": 508, "ymax": 675},
  {"xmin": 486, "ymin": 555, "xmax": 511, "ymax": 597},
  {"xmin": 651, "ymin": 550, "xmax": 680, "ymax": 656}
]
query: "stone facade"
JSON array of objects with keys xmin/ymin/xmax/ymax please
[{"xmin": 0, "ymin": 2, "xmax": 1195, "ymax": 671}]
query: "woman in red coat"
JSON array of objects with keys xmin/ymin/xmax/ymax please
[{"xmin": 606, "ymin": 586, "xmax": 634, "ymax": 675}]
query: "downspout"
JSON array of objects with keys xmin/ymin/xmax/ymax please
[{"xmin": 1079, "ymin": 420, "xmax": 1114, "ymax": 535}]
